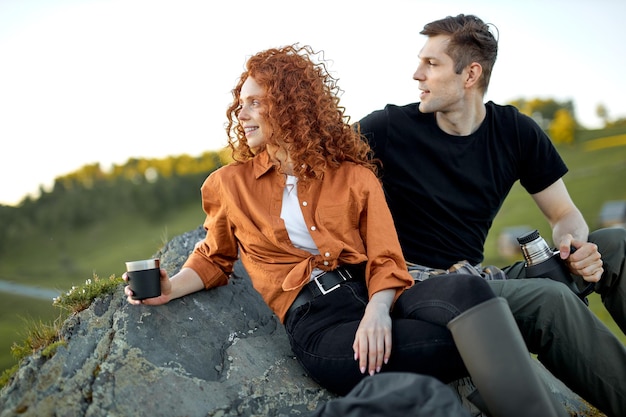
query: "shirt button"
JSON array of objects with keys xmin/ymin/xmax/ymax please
[
  {"xmin": 324, "ymin": 252, "xmax": 330, "ymax": 257},
  {"xmin": 310, "ymin": 226, "xmax": 316, "ymax": 231},
  {"xmin": 302, "ymin": 201, "xmax": 308, "ymax": 206},
  {"xmin": 323, "ymin": 261, "xmax": 329, "ymax": 266}
]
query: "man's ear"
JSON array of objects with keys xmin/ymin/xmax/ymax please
[{"xmin": 465, "ymin": 62, "xmax": 483, "ymax": 88}]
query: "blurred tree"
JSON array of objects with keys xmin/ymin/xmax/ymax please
[
  {"xmin": 596, "ymin": 103, "xmax": 609, "ymax": 127},
  {"xmin": 0, "ymin": 205, "xmax": 16, "ymax": 252},
  {"xmin": 606, "ymin": 117, "xmax": 626, "ymax": 129},
  {"xmin": 508, "ymin": 98, "xmax": 577, "ymax": 130},
  {"xmin": 549, "ymin": 108, "xmax": 576, "ymax": 145}
]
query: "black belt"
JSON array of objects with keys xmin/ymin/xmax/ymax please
[{"xmin": 286, "ymin": 264, "xmax": 363, "ymax": 318}]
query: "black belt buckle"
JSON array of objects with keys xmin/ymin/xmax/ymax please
[{"xmin": 287, "ymin": 266, "xmax": 360, "ymax": 320}]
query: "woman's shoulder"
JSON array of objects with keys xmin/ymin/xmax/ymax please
[
  {"xmin": 335, "ymin": 162, "xmax": 378, "ymax": 182},
  {"xmin": 204, "ymin": 160, "xmax": 250, "ymax": 186},
  {"xmin": 213, "ymin": 156, "xmax": 260, "ymax": 175},
  {"xmin": 207, "ymin": 162, "xmax": 235, "ymax": 180}
]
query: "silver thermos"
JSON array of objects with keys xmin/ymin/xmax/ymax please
[{"xmin": 517, "ymin": 229, "xmax": 594, "ymax": 301}]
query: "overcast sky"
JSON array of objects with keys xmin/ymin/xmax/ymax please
[{"xmin": 1, "ymin": 0, "xmax": 625, "ymax": 205}]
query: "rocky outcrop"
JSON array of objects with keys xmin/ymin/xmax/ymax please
[{"xmin": 0, "ymin": 227, "xmax": 603, "ymax": 416}]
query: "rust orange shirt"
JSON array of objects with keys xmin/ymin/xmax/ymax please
[{"xmin": 183, "ymin": 151, "xmax": 413, "ymax": 322}]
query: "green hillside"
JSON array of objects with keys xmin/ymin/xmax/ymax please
[{"xmin": 0, "ymin": 202, "xmax": 205, "ymax": 372}]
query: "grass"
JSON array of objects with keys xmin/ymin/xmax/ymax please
[
  {"xmin": 52, "ymin": 274, "xmax": 125, "ymax": 313},
  {"xmin": 0, "ymin": 295, "xmax": 58, "ymax": 372}
]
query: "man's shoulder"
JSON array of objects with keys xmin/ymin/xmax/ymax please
[
  {"xmin": 486, "ymin": 101, "xmax": 528, "ymax": 119},
  {"xmin": 361, "ymin": 102, "xmax": 420, "ymax": 121},
  {"xmin": 383, "ymin": 102, "xmax": 421, "ymax": 117},
  {"xmin": 485, "ymin": 101, "xmax": 541, "ymax": 129},
  {"xmin": 486, "ymin": 100, "xmax": 517, "ymax": 113}
]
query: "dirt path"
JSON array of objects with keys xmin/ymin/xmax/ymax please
[{"xmin": 0, "ymin": 280, "xmax": 60, "ymax": 301}]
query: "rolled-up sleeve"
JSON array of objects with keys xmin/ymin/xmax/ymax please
[
  {"xmin": 358, "ymin": 169, "xmax": 414, "ymax": 302},
  {"xmin": 183, "ymin": 172, "xmax": 239, "ymax": 289}
]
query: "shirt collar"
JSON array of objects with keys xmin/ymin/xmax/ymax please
[{"xmin": 252, "ymin": 150, "xmax": 276, "ymax": 179}]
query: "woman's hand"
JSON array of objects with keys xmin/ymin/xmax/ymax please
[
  {"xmin": 353, "ymin": 289, "xmax": 395, "ymax": 376},
  {"xmin": 123, "ymin": 268, "xmax": 172, "ymax": 305}
]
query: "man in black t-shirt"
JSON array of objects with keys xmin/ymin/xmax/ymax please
[{"xmin": 359, "ymin": 14, "xmax": 626, "ymax": 417}]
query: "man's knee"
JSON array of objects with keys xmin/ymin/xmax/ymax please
[
  {"xmin": 492, "ymin": 278, "xmax": 579, "ymax": 318},
  {"xmin": 589, "ymin": 227, "xmax": 626, "ymax": 294},
  {"xmin": 590, "ymin": 227, "xmax": 626, "ymax": 253},
  {"xmin": 537, "ymin": 279, "xmax": 580, "ymax": 305}
]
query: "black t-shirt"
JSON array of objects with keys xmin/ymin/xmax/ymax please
[{"xmin": 358, "ymin": 101, "xmax": 568, "ymax": 268}]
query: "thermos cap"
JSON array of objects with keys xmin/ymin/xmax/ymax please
[{"xmin": 517, "ymin": 229, "xmax": 540, "ymax": 245}]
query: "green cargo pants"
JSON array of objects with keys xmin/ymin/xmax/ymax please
[{"xmin": 497, "ymin": 227, "xmax": 626, "ymax": 417}]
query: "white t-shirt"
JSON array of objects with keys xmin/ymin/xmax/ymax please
[{"xmin": 280, "ymin": 175, "xmax": 323, "ymax": 280}]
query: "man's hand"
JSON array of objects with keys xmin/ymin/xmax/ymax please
[{"xmin": 558, "ymin": 234, "xmax": 603, "ymax": 283}]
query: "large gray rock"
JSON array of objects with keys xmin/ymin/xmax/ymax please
[
  {"xmin": 0, "ymin": 227, "xmax": 604, "ymax": 416},
  {"xmin": 0, "ymin": 227, "xmax": 332, "ymax": 417}
]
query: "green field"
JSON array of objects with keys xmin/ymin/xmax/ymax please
[
  {"xmin": 0, "ymin": 202, "xmax": 205, "ymax": 372},
  {"xmin": 1, "ymin": 139, "xmax": 625, "ymax": 373}
]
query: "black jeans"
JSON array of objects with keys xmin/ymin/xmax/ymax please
[{"xmin": 284, "ymin": 273, "xmax": 494, "ymax": 395}]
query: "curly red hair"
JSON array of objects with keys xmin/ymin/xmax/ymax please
[{"xmin": 225, "ymin": 44, "xmax": 376, "ymax": 179}]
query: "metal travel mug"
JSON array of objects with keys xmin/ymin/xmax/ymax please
[{"xmin": 125, "ymin": 258, "xmax": 161, "ymax": 300}]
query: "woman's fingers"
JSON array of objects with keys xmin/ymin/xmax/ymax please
[{"xmin": 353, "ymin": 320, "xmax": 392, "ymax": 375}]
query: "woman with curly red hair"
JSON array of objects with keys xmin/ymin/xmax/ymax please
[{"xmin": 124, "ymin": 44, "xmax": 563, "ymax": 417}]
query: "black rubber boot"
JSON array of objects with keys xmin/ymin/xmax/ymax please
[{"xmin": 447, "ymin": 297, "xmax": 567, "ymax": 417}]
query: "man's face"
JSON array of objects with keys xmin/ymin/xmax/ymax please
[{"xmin": 413, "ymin": 35, "xmax": 467, "ymax": 114}]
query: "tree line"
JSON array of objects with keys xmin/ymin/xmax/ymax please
[
  {"xmin": 0, "ymin": 149, "xmax": 232, "ymax": 253},
  {"xmin": 508, "ymin": 98, "xmax": 626, "ymax": 145}
]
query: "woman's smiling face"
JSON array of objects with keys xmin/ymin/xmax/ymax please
[{"xmin": 238, "ymin": 76, "xmax": 272, "ymax": 149}]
